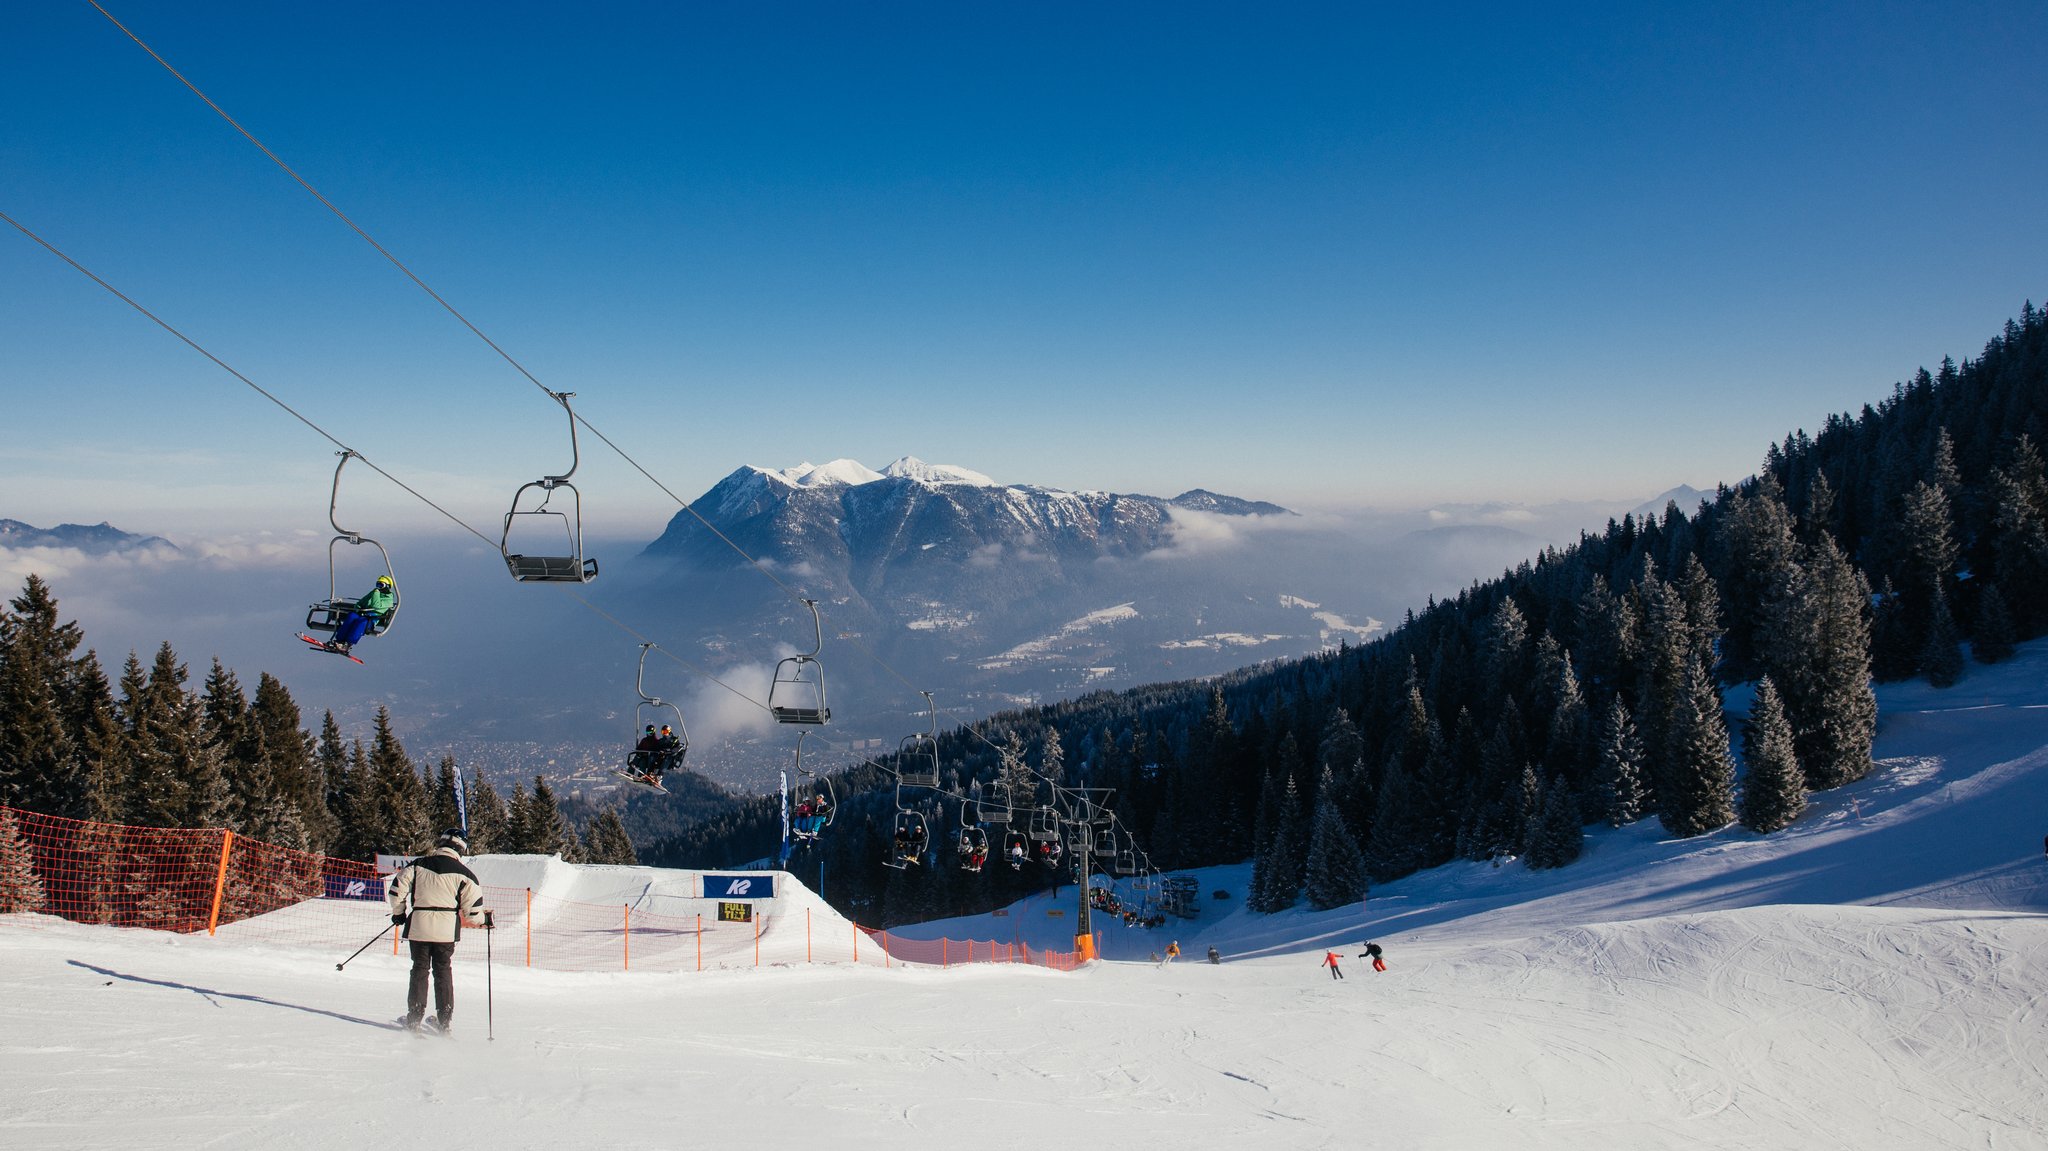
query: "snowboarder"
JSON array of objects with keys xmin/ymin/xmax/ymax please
[
  {"xmin": 630, "ymin": 725, "xmax": 662, "ymax": 778},
  {"xmin": 1323, "ymin": 950, "xmax": 1344, "ymax": 980},
  {"xmin": 1358, "ymin": 941, "xmax": 1386, "ymax": 972},
  {"xmin": 388, "ymin": 828, "xmax": 487, "ymax": 1035},
  {"xmin": 327, "ymin": 574, "xmax": 394, "ymax": 656}
]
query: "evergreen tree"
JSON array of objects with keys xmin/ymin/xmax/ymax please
[
  {"xmin": 466, "ymin": 769, "xmax": 508, "ymax": 855},
  {"xmin": 1659, "ymin": 655, "xmax": 1737, "ymax": 838},
  {"xmin": 1302, "ymin": 769, "xmax": 1368, "ymax": 910},
  {"xmin": 200, "ymin": 658, "xmax": 257, "ymax": 831},
  {"xmin": 122, "ymin": 644, "xmax": 232, "ymax": 830},
  {"xmin": 1592, "ymin": 697, "xmax": 1648, "ymax": 826},
  {"xmin": 249, "ymin": 674, "xmax": 326, "ymax": 850},
  {"xmin": 1972, "ymin": 583, "xmax": 2018, "ymax": 664},
  {"xmin": 1739, "ymin": 677, "xmax": 1806, "ymax": 833},
  {"xmin": 70, "ymin": 650, "xmax": 126, "ymax": 824},
  {"xmin": 581, "ymin": 809, "xmax": 638, "ymax": 865},
  {"xmin": 359, "ymin": 707, "xmax": 428, "ymax": 854},
  {"xmin": 1481, "ymin": 596, "xmax": 1530, "ymax": 699},
  {"xmin": 0, "ymin": 575, "xmax": 84, "ymax": 816},
  {"xmin": 1988, "ymin": 435, "xmax": 2048, "ymax": 633},
  {"xmin": 510, "ymin": 776, "xmax": 577, "ymax": 858},
  {"xmin": 1760, "ymin": 534, "xmax": 1878, "ymax": 790},
  {"xmin": 1869, "ymin": 578, "xmax": 1917, "ymax": 682},
  {"xmin": 1545, "ymin": 652, "xmax": 1591, "ymax": 790},
  {"xmin": 1260, "ymin": 774, "xmax": 1306, "ymax": 911},
  {"xmin": 0, "ymin": 808, "xmax": 44, "ymax": 913},
  {"xmin": 427, "ymin": 757, "xmax": 464, "ymax": 835},
  {"xmin": 1523, "ymin": 776, "xmax": 1583, "ymax": 870},
  {"xmin": 1920, "ymin": 588, "xmax": 1965, "ymax": 689}
]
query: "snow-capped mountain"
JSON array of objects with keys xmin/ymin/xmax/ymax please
[{"xmin": 623, "ymin": 458, "xmax": 1372, "ymax": 738}]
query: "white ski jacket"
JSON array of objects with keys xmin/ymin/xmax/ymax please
[{"xmin": 387, "ymin": 847, "xmax": 484, "ymax": 944}]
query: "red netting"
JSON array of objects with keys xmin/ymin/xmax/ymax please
[{"xmin": 0, "ymin": 805, "xmax": 1077, "ymax": 973}]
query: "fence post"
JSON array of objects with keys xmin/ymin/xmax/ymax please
[
  {"xmin": 696, "ymin": 913, "xmax": 702, "ymax": 972},
  {"xmin": 853, "ymin": 922, "xmax": 859, "ymax": 964},
  {"xmin": 525, "ymin": 888, "xmax": 532, "ymax": 968},
  {"xmin": 942, "ymin": 938, "xmax": 948, "ymax": 968},
  {"xmin": 753, "ymin": 910, "xmax": 760, "ymax": 967},
  {"xmin": 883, "ymin": 930, "xmax": 891, "ymax": 969},
  {"xmin": 624, "ymin": 904, "xmax": 631, "ymax": 971},
  {"xmin": 205, "ymin": 831, "xmax": 234, "ymax": 936},
  {"xmin": 806, "ymin": 907, "xmax": 812, "ymax": 964}
]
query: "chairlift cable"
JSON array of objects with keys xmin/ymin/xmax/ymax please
[
  {"xmin": 1, "ymin": 206, "xmax": 772, "ymax": 717},
  {"xmin": 83, "ymin": 10, "xmax": 1160, "ymax": 863}
]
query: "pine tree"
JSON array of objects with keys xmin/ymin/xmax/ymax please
[
  {"xmin": 1523, "ymin": 776, "xmax": 1583, "ymax": 870},
  {"xmin": 1260, "ymin": 774, "xmax": 1305, "ymax": 911},
  {"xmin": 1302, "ymin": 770, "xmax": 1368, "ymax": 911},
  {"xmin": 466, "ymin": 769, "xmax": 508, "ymax": 855},
  {"xmin": 0, "ymin": 575, "xmax": 85, "ymax": 817},
  {"xmin": 1973, "ymin": 583, "xmax": 2018, "ymax": 664},
  {"xmin": 360, "ymin": 707, "xmax": 428, "ymax": 854},
  {"xmin": 510, "ymin": 776, "xmax": 577, "ymax": 858},
  {"xmin": 71, "ymin": 650, "xmax": 126, "ymax": 824},
  {"xmin": 1592, "ymin": 697, "xmax": 1648, "ymax": 826},
  {"xmin": 1659, "ymin": 655, "xmax": 1737, "ymax": 838},
  {"xmin": 581, "ymin": 810, "xmax": 638, "ymax": 865},
  {"xmin": 1739, "ymin": 677, "xmax": 1806, "ymax": 833},
  {"xmin": 427, "ymin": 757, "xmax": 464, "ymax": 835},
  {"xmin": 0, "ymin": 808, "xmax": 44, "ymax": 913},
  {"xmin": 1920, "ymin": 588, "xmax": 1965, "ymax": 689},
  {"xmin": 1989, "ymin": 435, "xmax": 2048, "ymax": 633},
  {"xmin": 250, "ymin": 674, "xmax": 327, "ymax": 851},
  {"xmin": 1760, "ymin": 534, "xmax": 1877, "ymax": 790}
]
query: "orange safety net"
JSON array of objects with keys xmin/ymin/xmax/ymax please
[{"xmin": 0, "ymin": 805, "xmax": 1077, "ymax": 973}]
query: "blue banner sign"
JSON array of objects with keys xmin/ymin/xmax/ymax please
[
  {"xmin": 702, "ymin": 874, "xmax": 774, "ymax": 900},
  {"xmin": 323, "ymin": 874, "xmax": 385, "ymax": 901}
]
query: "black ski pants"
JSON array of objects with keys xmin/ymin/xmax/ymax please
[{"xmin": 406, "ymin": 940, "xmax": 457, "ymax": 1025}]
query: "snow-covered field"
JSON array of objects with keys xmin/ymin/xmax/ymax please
[{"xmin": 7, "ymin": 648, "xmax": 2048, "ymax": 1149}]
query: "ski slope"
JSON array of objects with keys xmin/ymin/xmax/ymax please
[{"xmin": 7, "ymin": 647, "xmax": 2048, "ymax": 1149}]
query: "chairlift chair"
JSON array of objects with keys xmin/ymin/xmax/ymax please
[
  {"xmin": 884, "ymin": 804, "xmax": 928, "ymax": 870},
  {"xmin": 1026, "ymin": 805, "xmax": 1061, "ymax": 842},
  {"xmin": 500, "ymin": 392, "xmax": 599, "ymax": 583},
  {"xmin": 956, "ymin": 818, "xmax": 989, "ymax": 872},
  {"xmin": 1093, "ymin": 826, "xmax": 1118, "ymax": 860},
  {"xmin": 628, "ymin": 643, "xmax": 688, "ymax": 774},
  {"xmin": 791, "ymin": 733, "xmax": 835, "ymax": 840},
  {"xmin": 974, "ymin": 779, "xmax": 1014, "ymax": 826},
  {"xmin": 768, "ymin": 598, "xmax": 831, "ymax": 724},
  {"xmin": 304, "ymin": 450, "xmax": 399, "ymax": 636},
  {"xmin": 896, "ymin": 690, "xmax": 940, "ymax": 787},
  {"xmin": 1002, "ymin": 829, "xmax": 1030, "ymax": 869}
]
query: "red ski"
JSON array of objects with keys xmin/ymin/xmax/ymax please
[
  {"xmin": 612, "ymin": 770, "xmax": 668, "ymax": 793},
  {"xmin": 298, "ymin": 633, "xmax": 364, "ymax": 664}
]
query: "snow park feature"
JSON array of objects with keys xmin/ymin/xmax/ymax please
[{"xmin": 6, "ymin": 648, "xmax": 2048, "ymax": 1146}]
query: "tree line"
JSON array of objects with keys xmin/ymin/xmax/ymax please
[{"xmin": 0, "ymin": 574, "xmax": 634, "ymax": 865}]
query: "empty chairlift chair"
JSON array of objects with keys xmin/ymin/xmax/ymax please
[
  {"xmin": 896, "ymin": 690, "xmax": 940, "ymax": 787},
  {"xmin": 768, "ymin": 599, "xmax": 831, "ymax": 725},
  {"xmin": 500, "ymin": 391, "xmax": 599, "ymax": 583},
  {"xmin": 305, "ymin": 450, "xmax": 399, "ymax": 637}
]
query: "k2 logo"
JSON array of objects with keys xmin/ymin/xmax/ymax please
[
  {"xmin": 722, "ymin": 879, "xmax": 753, "ymax": 896},
  {"xmin": 344, "ymin": 880, "xmax": 367, "ymax": 898}
]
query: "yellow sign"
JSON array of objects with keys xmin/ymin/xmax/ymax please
[
  {"xmin": 1046, "ymin": 909, "xmax": 1064, "ymax": 918},
  {"xmin": 718, "ymin": 901, "xmax": 752, "ymax": 923}
]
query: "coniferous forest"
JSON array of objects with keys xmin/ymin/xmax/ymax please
[
  {"xmin": 3, "ymin": 305, "xmax": 2043, "ymax": 931},
  {"xmin": 0, "ymin": 582, "xmax": 636, "ymax": 866}
]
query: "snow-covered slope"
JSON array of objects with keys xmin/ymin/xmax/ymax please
[{"xmin": 6, "ymin": 647, "xmax": 2048, "ymax": 1148}]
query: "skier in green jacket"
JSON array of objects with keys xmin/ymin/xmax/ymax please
[{"xmin": 328, "ymin": 574, "xmax": 394, "ymax": 654}]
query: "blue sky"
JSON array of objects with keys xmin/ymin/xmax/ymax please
[{"xmin": 4, "ymin": 1, "xmax": 2045, "ymax": 539}]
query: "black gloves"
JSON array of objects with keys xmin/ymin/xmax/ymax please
[{"xmin": 391, "ymin": 913, "xmax": 407, "ymax": 925}]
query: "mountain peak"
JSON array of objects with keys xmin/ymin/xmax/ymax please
[
  {"xmin": 882, "ymin": 457, "xmax": 997, "ymax": 487},
  {"xmin": 763, "ymin": 459, "xmax": 887, "ymax": 488}
]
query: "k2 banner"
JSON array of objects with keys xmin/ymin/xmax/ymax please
[{"xmin": 702, "ymin": 874, "xmax": 774, "ymax": 900}]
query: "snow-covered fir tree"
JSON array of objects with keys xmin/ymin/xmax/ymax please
[
  {"xmin": 1739, "ymin": 676, "xmax": 1806, "ymax": 833},
  {"xmin": 1593, "ymin": 697, "xmax": 1648, "ymax": 826},
  {"xmin": 1523, "ymin": 775, "xmax": 1583, "ymax": 870},
  {"xmin": 1659, "ymin": 654, "xmax": 1737, "ymax": 838},
  {"xmin": 1302, "ymin": 768, "xmax": 1367, "ymax": 910}
]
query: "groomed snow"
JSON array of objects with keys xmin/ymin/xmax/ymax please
[{"xmin": 7, "ymin": 646, "xmax": 2048, "ymax": 1148}]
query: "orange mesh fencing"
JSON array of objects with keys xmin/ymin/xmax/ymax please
[{"xmin": 0, "ymin": 805, "xmax": 1077, "ymax": 973}]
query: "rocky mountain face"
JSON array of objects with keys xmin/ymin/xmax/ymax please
[{"xmin": 624, "ymin": 458, "xmax": 1370, "ymax": 737}]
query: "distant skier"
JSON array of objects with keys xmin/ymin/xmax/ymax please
[
  {"xmin": 1323, "ymin": 950, "xmax": 1344, "ymax": 980},
  {"xmin": 1207, "ymin": 945, "xmax": 1221, "ymax": 965},
  {"xmin": 1161, "ymin": 940, "xmax": 1181, "ymax": 966},
  {"xmin": 1358, "ymin": 941, "xmax": 1386, "ymax": 972},
  {"xmin": 388, "ymin": 828, "xmax": 486, "ymax": 1035},
  {"xmin": 326, "ymin": 574, "xmax": 394, "ymax": 656}
]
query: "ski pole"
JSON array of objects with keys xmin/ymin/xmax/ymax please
[
  {"xmin": 336, "ymin": 923, "xmax": 393, "ymax": 971},
  {"xmin": 484, "ymin": 908, "xmax": 495, "ymax": 1042}
]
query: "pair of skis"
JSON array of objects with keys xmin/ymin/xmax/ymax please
[{"xmin": 297, "ymin": 632, "xmax": 364, "ymax": 664}]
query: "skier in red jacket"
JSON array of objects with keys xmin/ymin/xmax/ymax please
[{"xmin": 1322, "ymin": 950, "xmax": 1344, "ymax": 980}]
